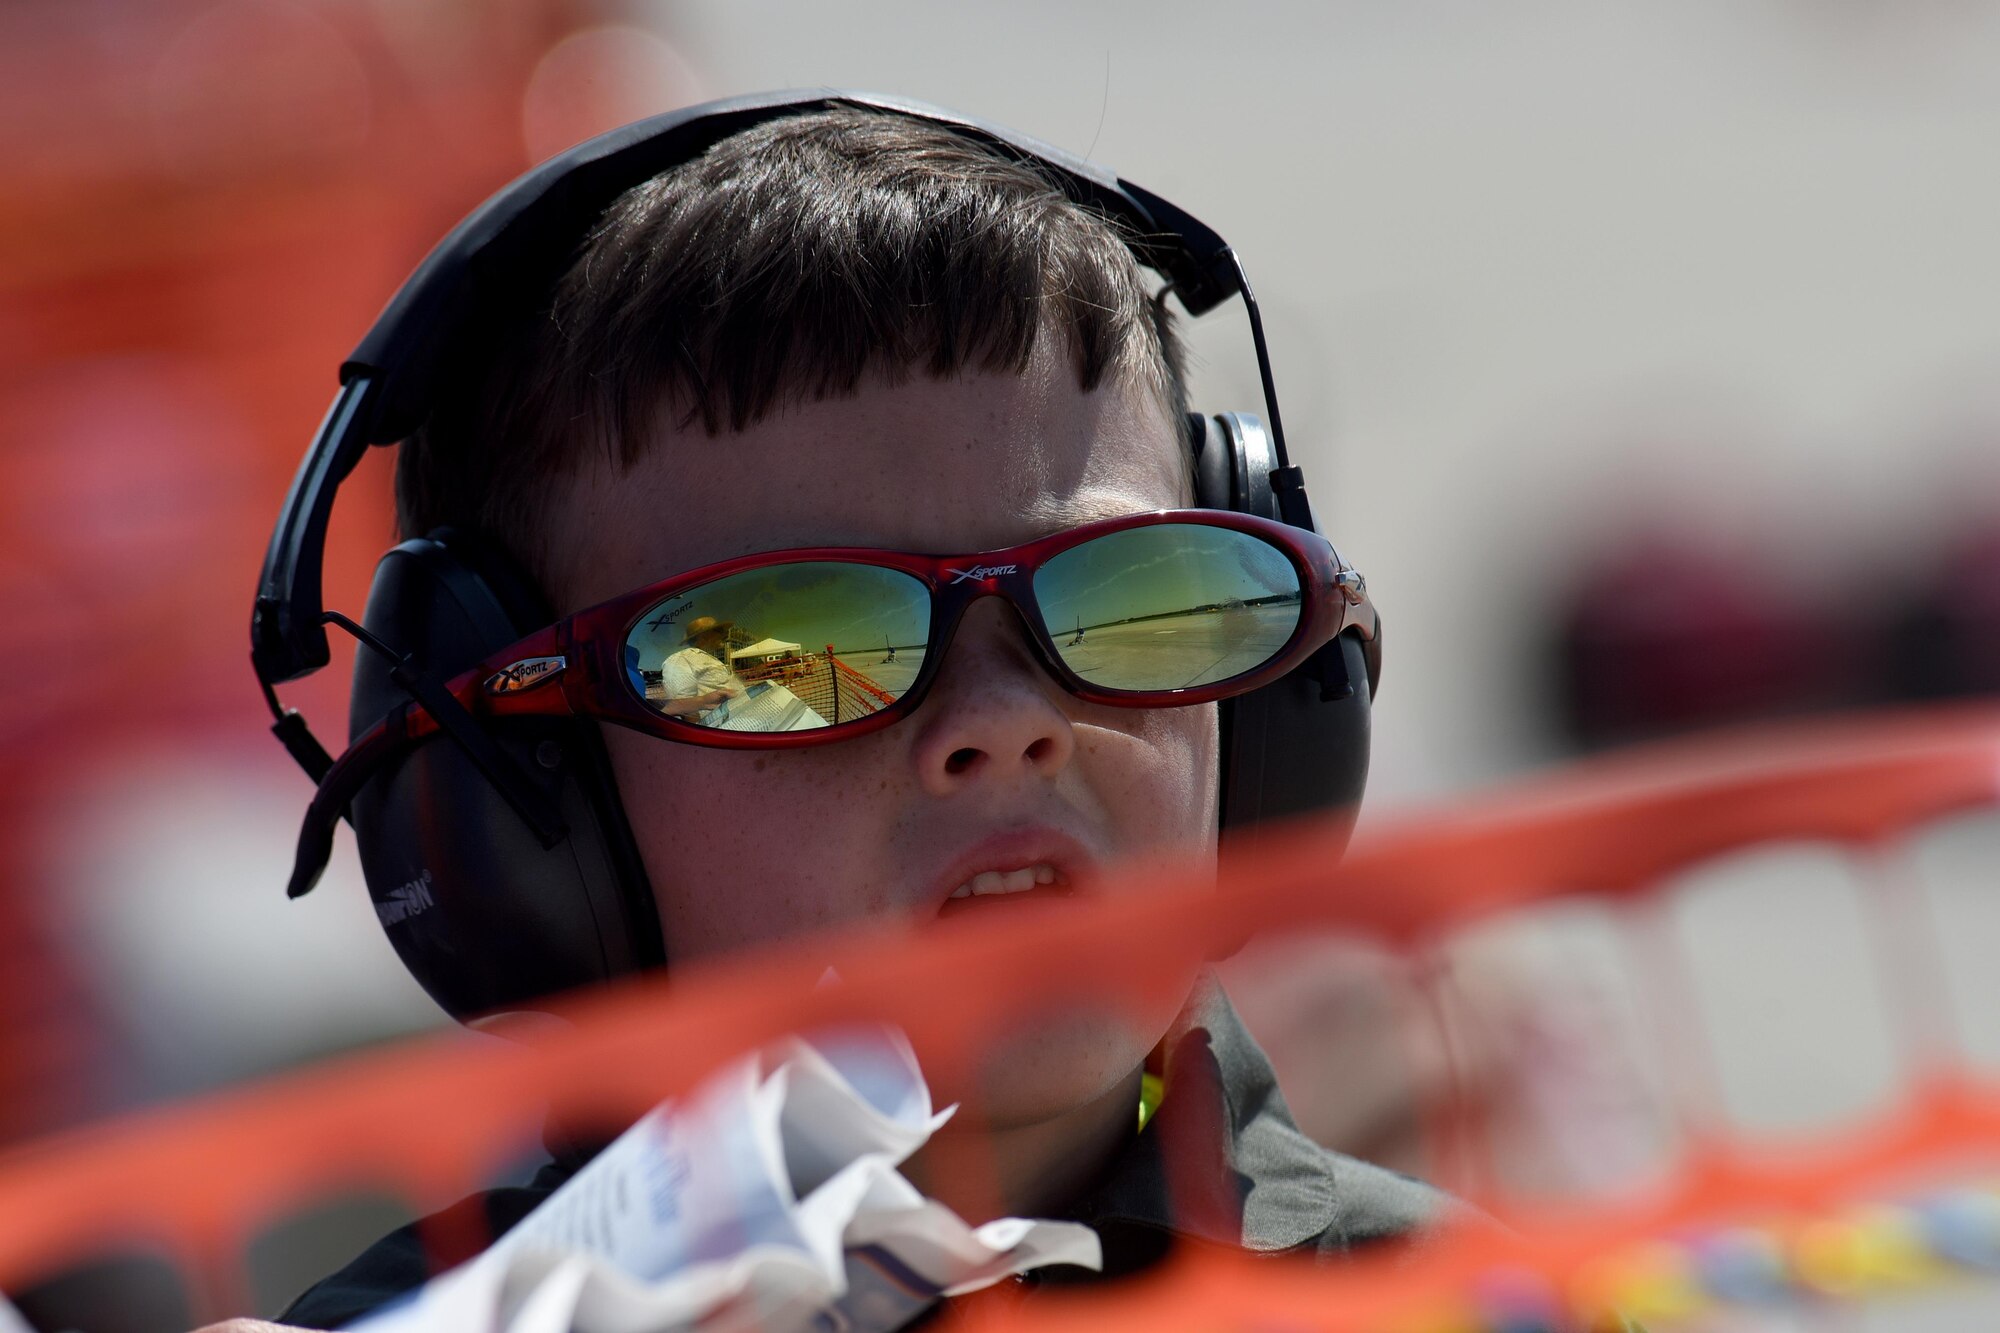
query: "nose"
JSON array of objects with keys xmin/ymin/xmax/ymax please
[{"xmin": 910, "ymin": 596, "xmax": 1075, "ymax": 796}]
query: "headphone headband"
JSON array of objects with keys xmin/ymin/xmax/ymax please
[{"xmin": 351, "ymin": 91, "xmax": 1242, "ymax": 440}]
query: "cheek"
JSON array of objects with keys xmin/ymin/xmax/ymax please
[
  {"xmin": 1077, "ymin": 703, "xmax": 1219, "ymax": 858},
  {"xmin": 599, "ymin": 727, "xmax": 912, "ymax": 961}
]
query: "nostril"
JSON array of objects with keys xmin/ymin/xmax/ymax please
[
  {"xmin": 945, "ymin": 747, "xmax": 980, "ymax": 776},
  {"xmin": 1024, "ymin": 737, "xmax": 1055, "ymax": 765}
]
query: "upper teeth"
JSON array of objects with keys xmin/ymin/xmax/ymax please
[{"xmin": 948, "ymin": 863, "xmax": 1060, "ymax": 899}]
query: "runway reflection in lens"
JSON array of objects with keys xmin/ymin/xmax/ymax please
[{"xmin": 1037, "ymin": 525, "xmax": 1303, "ymax": 691}]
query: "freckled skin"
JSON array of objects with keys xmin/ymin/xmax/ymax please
[{"xmin": 541, "ymin": 347, "xmax": 1218, "ymax": 1214}]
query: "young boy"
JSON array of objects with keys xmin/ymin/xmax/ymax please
[{"xmin": 267, "ymin": 101, "xmax": 1444, "ymax": 1328}]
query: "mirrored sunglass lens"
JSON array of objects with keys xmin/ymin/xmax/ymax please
[
  {"xmin": 625, "ymin": 563, "xmax": 930, "ymax": 732},
  {"xmin": 1036, "ymin": 525, "xmax": 1304, "ymax": 691}
]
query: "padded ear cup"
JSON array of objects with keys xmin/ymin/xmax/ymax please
[
  {"xmin": 347, "ymin": 531, "xmax": 661, "ymax": 1020},
  {"xmin": 1219, "ymin": 633, "xmax": 1371, "ymax": 848},
  {"xmin": 1189, "ymin": 412, "xmax": 1373, "ymax": 844}
]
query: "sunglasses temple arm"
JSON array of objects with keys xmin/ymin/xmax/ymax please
[
  {"xmin": 285, "ymin": 664, "xmax": 571, "ymax": 901},
  {"xmin": 287, "ymin": 705, "xmax": 412, "ymax": 899},
  {"xmin": 399, "ymin": 660, "xmax": 570, "ymax": 843}
]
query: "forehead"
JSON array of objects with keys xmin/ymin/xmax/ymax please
[{"xmin": 543, "ymin": 352, "xmax": 1186, "ymax": 612}]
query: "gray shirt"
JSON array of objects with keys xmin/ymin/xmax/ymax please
[{"xmin": 1056, "ymin": 977, "xmax": 1445, "ymax": 1272}]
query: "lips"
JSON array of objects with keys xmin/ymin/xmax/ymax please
[{"xmin": 923, "ymin": 829, "xmax": 1098, "ymax": 917}]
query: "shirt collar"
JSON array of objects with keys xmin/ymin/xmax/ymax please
[{"xmin": 1059, "ymin": 974, "xmax": 1351, "ymax": 1256}]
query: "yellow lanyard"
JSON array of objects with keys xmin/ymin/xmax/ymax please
[{"xmin": 1136, "ymin": 1072, "xmax": 1164, "ymax": 1133}]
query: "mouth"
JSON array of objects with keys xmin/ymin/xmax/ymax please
[{"xmin": 926, "ymin": 830, "xmax": 1097, "ymax": 919}]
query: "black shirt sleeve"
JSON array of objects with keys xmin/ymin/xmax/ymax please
[{"xmin": 277, "ymin": 1166, "xmax": 567, "ymax": 1328}]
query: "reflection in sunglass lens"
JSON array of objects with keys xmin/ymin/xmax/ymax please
[
  {"xmin": 625, "ymin": 563, "xmax": 930, "ymax": 732},
  {"xmin": 1036, "ymin": 525, "xmax": 1304, "ymax": 691}
]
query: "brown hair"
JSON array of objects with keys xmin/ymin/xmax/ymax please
[{"xmin": 395, "ymin": 107, "xmax": 1190, "ymax": 577}]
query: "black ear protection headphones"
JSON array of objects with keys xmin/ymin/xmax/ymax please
[{"xmin": 251, "ymin": 91, "xmax": 1380, "ymax": 1022}]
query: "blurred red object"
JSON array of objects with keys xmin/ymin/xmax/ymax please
[
  {"xmin": 1553, "ymin": 532, "xmax": 1841, "ymax": 748},
  {"xmin": 1888, "ymin": 518, "xmax": 2000, "ymax": 702},
  {"xmin": 0, "ymin": 0, "xmax": 626, "ymax": 1142}
]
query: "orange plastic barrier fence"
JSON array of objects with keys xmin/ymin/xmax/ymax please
[{"xmin": 0, "ymin": 705, "xmax": 1997, "ymax": 1326}]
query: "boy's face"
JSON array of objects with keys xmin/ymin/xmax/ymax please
[{"xmin": 542, "ymin": 344, "xmax": 1217, "ymax": 1126}]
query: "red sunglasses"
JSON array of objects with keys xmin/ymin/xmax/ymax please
[
  {"xmin": 288, "ymin": 510, "xmax": 1373, "ymax": 897},
  {"xmin": 465, "ymin": 508, "xmax": 1375, "ymax": 749}
]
